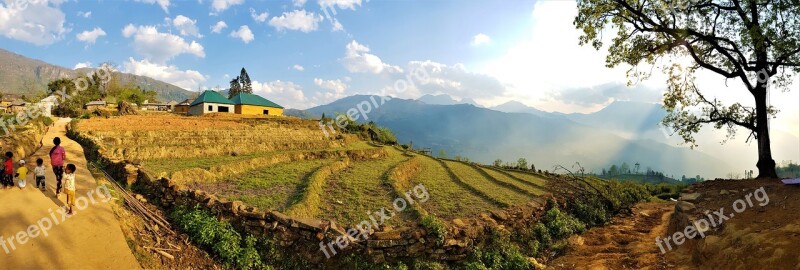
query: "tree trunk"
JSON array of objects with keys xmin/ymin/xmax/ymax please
[{"xmin": 754, "ymin": 86, "xmax": 779, "ymax": 179}]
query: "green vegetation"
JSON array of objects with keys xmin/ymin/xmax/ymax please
[
  {"xmin": 170, "ymin": 206, "xmax": 265, "ymax": 270},
  {"xmin": 319, "ymin": 147, "xmax": 410, "ymax": 224},
  {"xmin": 326, "ymin": 113, "xmax": 397, "ymax": 145},
  {"xmin": 410, "ymin": 155, "xmax": 495, "ymax": 219},
  {"xmin": 48, "ymin": 72, "xmax": 159, "ymax": 117},
  {"xmin": 777, "ymin": 161, "xmax": 800, "ymax": 178},
  {"xmin": 443, "ymin": 160, "xmax": 530, "ymax": 207},
  {"xmin": 479, "ymin": 167, "xmax": 546, "ymax": 196},
  {"xmin": 285, "ymin": 159, "xmax": 351, "ymax": 218},
  {"xmin": 505, "ymin": 170, "xmax": 548, "ymax": 189},
  {"xmin": 195, "ymin": 159, "xmax": 334, "ymax": 211}
]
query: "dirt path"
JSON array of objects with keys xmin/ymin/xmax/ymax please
[
  {"xmin": 0, "ymin": 118, "xmax": 140, "ymax": 269},
  {"xmin": 548, "ymin": 201, "xmax": 674, "ymax": 270}
]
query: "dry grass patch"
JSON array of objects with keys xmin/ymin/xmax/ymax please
[{"xmin": 285, "ymin": 159, "xmax": 352, "ymax": 218}]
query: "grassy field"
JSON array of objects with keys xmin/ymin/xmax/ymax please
[
  {"xmin": 479, "ymin": 166, "xmax": 548, "ymax": 196},
  {"xmin": 318, "ymin": 147, "xmax": 412, "ymax": 225},
  {"xmin": 410, "ymin": 155, "xmax": 497, "ymax": 219},
  {"xmin": 506, "ymin": 170, "xmax": 549, "ymax": 187},
  {"xmin": 443, "ymin": 160, "xmax": 531, "ymax": 207},
  {"xmin": 190, "ymin": 159, "xmax": 335, "ymax": 211}
]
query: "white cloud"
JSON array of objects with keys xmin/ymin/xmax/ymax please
[
  {"xmin": 229, "ymin": 25, "xmax": 254, "ymax": 44},
  {"xmin": 210, "ymin": 21, "xmax": 227, "ymax": 33},
  {"xmin": 123, "ymin": 57, "xmax": 207, "ymax": 90},
  {"xmin": 268, "ymin": 10, "xmax": 323, "ymax": 33},
  {"xmin": 77, "ymin": 11, "xmax": 91, "ymax": 18},
  {"xmin": 74, "ymin": 62, "xmax": 92, "ymax": 69},
  {"xmin": 76, "ymin": 27, "xmax": 106, "ymax": 44},
  {"xmin": 0, "ymin": 0, "xmax": 67, "ymax": 46},
  {"xmin": 135, "ymin": 0, "xmax": 170, "ymax": 12},
  {"xmin": 293, "ymin": 0, "xmax": 307, "ymax": 7},
  {"xmin": 211, "ymin": 0, "xmax": 243, "ymax": 13},
  {"xmin": 331, "ymin": 18, "xmax": 344, "ymax": 32},
  {"xmin": 249, "ymin": 8, "xmax": 268, "ymax": 22},
  {"xmin": 251, "ymin": 80, "xmax": 310, "ymax": 109},
  {"xmin": 121, "ymin": 24, "xmax": 205, "ymax": 63},
  {"xmin": 172, "ymin": 15, "xmax": 201, "ymax": 37},
  {"xmin": 313, "ymin": 78, "xmax": 347, "ymax": 102},
  {"xmin": 341, "ymin": 40, "xmax": 402, "ymax": 74},
  {"xmin": 405, "ymin": 60, "xmax": 506, "ymax": 99},
  {"xmin": 318, "ymin": 0, "xmax": 362, "ymax": 10},
  {"xmin": 291, "ymin": 64, "xmax": 305, "ymax": 71},
  {"xmin": 471, "ymin": 33, "xmax": 491, "ymax": 46}
]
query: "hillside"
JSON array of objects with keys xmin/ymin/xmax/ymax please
[
  {"xmin": 287, "ymin": 95, "xmax": 729, "ymax": 177},
  {"xmin": 0, "ymin": 48, "xmax": 193, "ymax": 102}
]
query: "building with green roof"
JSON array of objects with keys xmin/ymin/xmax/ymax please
[
  {"xmin": 230, "ymin": 93, "xmax": 284, "ymax": 116},
  {"xmin": 188, "ymin": 90, "xmax": 235, "ymax": 116}
]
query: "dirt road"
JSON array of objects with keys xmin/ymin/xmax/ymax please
[
  {"xmin": 548, "ymin": 201, "xmax": 674, "ymax": 270},
  {"xmin": 0, "ymin": 118, "xmax": 140, "ymax": 269}
]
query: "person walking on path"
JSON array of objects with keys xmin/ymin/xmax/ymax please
[
  {"xmin": 50, "ymin": 137, "xmax": 66, "ymax": 195},
  {"xmin": 3, "ymin": 152, "xmax": 13, "ymax": 189}
]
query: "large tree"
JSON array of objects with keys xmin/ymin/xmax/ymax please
[
  {"xmin": 576, "ymin": 0, "xmax": 800, "ymax": 178},
  {"xmin": 239, "ymin": 68, "xmax": 253, "ymax": 94},
  {"xmin": 229, "ymin": 76, "xmax": 242, "ymax": 99}
]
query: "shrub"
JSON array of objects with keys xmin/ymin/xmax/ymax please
[
  {"xmin": 463, "ymin": 229, "xmax": 531, "ymax": 270},
  {"xmin": 170, "ymin": 206, "xmax": 264, "ymax": 269},
  {"xmin": 421, "ymin": 215, "xmax": 447, "ymax": 245}
]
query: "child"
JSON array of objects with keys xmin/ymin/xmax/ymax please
[
  {"xmin": 3, "ymin": 152, "xmax": 13, "ymax": 189},
  {"xmin": 15, "ymin": 160, "xmax": 27, "ymax": 188},
  {"xmin": 50, "ymin": 137, "xmax": 66, "ymax": 195},
  {"xmin": 64, "ymin": 164, "xmax": 77, "ymax": 215},
  {"xmin": 34, "ymin": 158, "xmax": 46, "ymax": 190}
]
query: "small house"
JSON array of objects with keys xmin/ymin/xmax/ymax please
[
  {"xmin": 84, "ymin": 100, "xmax": 107, "ymax": 111},
  {"xmin": 166, "ymin": 100, "xmax": 178, "ymax": 111},
  {"xmin": 10, "ymin": 100, "xmax": 27, "ymax": 113},
  {"xmin": 173, "ymin": 98, "xmax": 193, "ymax": 114},
  {"xmin": 141, "ymin": 102, "xmax": 170, "ymax": 111},
  {"xmin": 36, "ymin": 95, "xmax": 59, "ymax": 117},
  {"xmin": 188, "ymin": 90, "xmax": 234, "ymax": 116},
  {"xmin": 230, "ymin": 93, "xmax": 284, "ymax": 116}
]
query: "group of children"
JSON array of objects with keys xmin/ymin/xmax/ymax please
[{"xmin": 2, "ymin": 137, "xmax": 78, "ymax": 214}]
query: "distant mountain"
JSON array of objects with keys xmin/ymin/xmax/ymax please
[
  {"xmin": 564, "ymin": 101, "xmax": 668, "ymax": 141},
  {"xmin": 417, "ymin": 94, "xmax": 482, "ymax": 107},
  {"xmin": 287, "ymin": 95, "xmax": 730, "ymax": 177},
  {"xmin": 491, "ymin": 101, "xmax": 549, "ymax": 117},
  {"xmin": 0, "ymin": 48, "xmax": 193, "ymax": 102}
]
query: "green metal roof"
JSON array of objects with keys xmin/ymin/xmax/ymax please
[
  {"xmin": 230, "ymin": 93, "xmax": 284, "ymax": 109},
  {"xmin": 190, "ymin": 90, "xmax": 233, "ymax": 106}
]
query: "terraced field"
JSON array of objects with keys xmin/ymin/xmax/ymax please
[{"xmin": 75, "ymin": 114, "xmax": 550, "ymax": 226}]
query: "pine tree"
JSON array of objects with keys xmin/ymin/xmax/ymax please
[
  {"xmin": 229, "ymin": 76, "xmax": 241, "ymax": 99},
  {"xmin": 239, "ymin": 68, "xmax": 252, "ymax": 94}
]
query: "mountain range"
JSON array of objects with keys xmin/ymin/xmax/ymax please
[
  {"xmin": 0, "ymin": 48, "xmax": 193, "ymax": 102},
  {"xmin": 287, "ymin": 95, "xmax": 731, "ymax": 178}
]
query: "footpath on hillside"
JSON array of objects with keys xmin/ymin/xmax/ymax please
[{"xmin": 0, "ymin": 118, "xmax": 140, "ymax": 269}]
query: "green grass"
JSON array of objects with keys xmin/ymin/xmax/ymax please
[
  {"xmin": 506, "ymin": 170, "xmax": 549, "ymax": 187},
  {"xmin": 194, "ymin": 159, "xmax": 335, "ymax": 211},
  {"xmin": 443, "ymin": 161, "xmax": 531, "ymax": 207},
  {"xmin": 410, "ymin": 156, "xmax": 496, "ymax": 219},
  {"xmin": 319, "ymin": 147, "xmax": 411, "ymax": 225},
  {"xmin": 479, "ymin": 166, "xmax": 547, "ymax": 196}
]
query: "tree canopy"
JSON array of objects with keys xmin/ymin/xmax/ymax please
[{"xmin": 576, "ymin": 0, "xmax": 800, "ymax": 178}]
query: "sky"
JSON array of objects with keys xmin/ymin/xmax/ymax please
[{"xmin": 0, "ymin": 0, "xmax": 797, "ymax": 141}]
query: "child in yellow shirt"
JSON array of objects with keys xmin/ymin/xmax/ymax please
[{"xmin": 15, "ymin": 160, "xmax": 28, "ymax": 188}]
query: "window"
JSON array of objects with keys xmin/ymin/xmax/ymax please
[
  {"xmin": 263, "ymin": 110, "xmax": 269, "ymax": 115},
  {"xmin": 218, "ymin": 106, "xmax": 230, "ymax": 113},
  {"xmin": 207, "ymin": 105, "xmax": 213, "ymax": 111}
]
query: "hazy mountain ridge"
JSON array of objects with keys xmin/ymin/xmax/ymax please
[
  {"xmin": 288, "ymin": 95, "xmax": 730, "ymax": 177},
  {"xmin": 0, "ymin": 48, "xmax": 193, "ymax": 102}
]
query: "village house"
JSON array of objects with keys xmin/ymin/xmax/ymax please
[
  {"xmin": 188, "ymin": 90, "xmax": 234, "ymax": 116},
  {"xmin": 36, "ymin": 95, "xmax": 58, "ymax": 117},
  {"xmin": 84, "ymin": 100, "xmax": 107, "ymax": 111},
  {"xmin": 173, "ymin": 98, "xmax": 192, "ymax": 114},
  {"xmin": 166, "ymin": 100, "xmax": 178, "ymax": 111},
  {"xmin": 230, "ymin": 93, "xmax": 284, "ymax": 116},
  {"xmin": 0, "ymin": 100, "xmax": 11, "ymax": 114},
  {"xmin": 10, "ymin": 100, "xmax": 27, "ymax": 113}
]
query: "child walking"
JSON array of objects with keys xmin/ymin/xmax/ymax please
[
  {"xmin": 34, "ymin": 158, "xmax": 46, "ymax": 190},
  {"xmin": 15, "ymin": 160, "xmax": 28, "ymax": 188},
  {"xmin": 3, "ymin": 152, "xmax": 13, "ymax": 189},
  {"xmin": 50, "ymin": 137, "xmax": 66, "ymax": 195},
  {"xmin": 64, "ymin": 164, "xmax": 77, "ymax": 215}
]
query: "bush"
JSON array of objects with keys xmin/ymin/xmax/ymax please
[
  {"xmin": 170, "ymin": 206, "xmax": 264, "ymax": 269},
  {"xmin": 463, "ymin": 229, "xmax": 531, "ymax": 270},
  {"xmin": 421, "ymin": 215, "xmax": 447, "ymax": 245}
]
